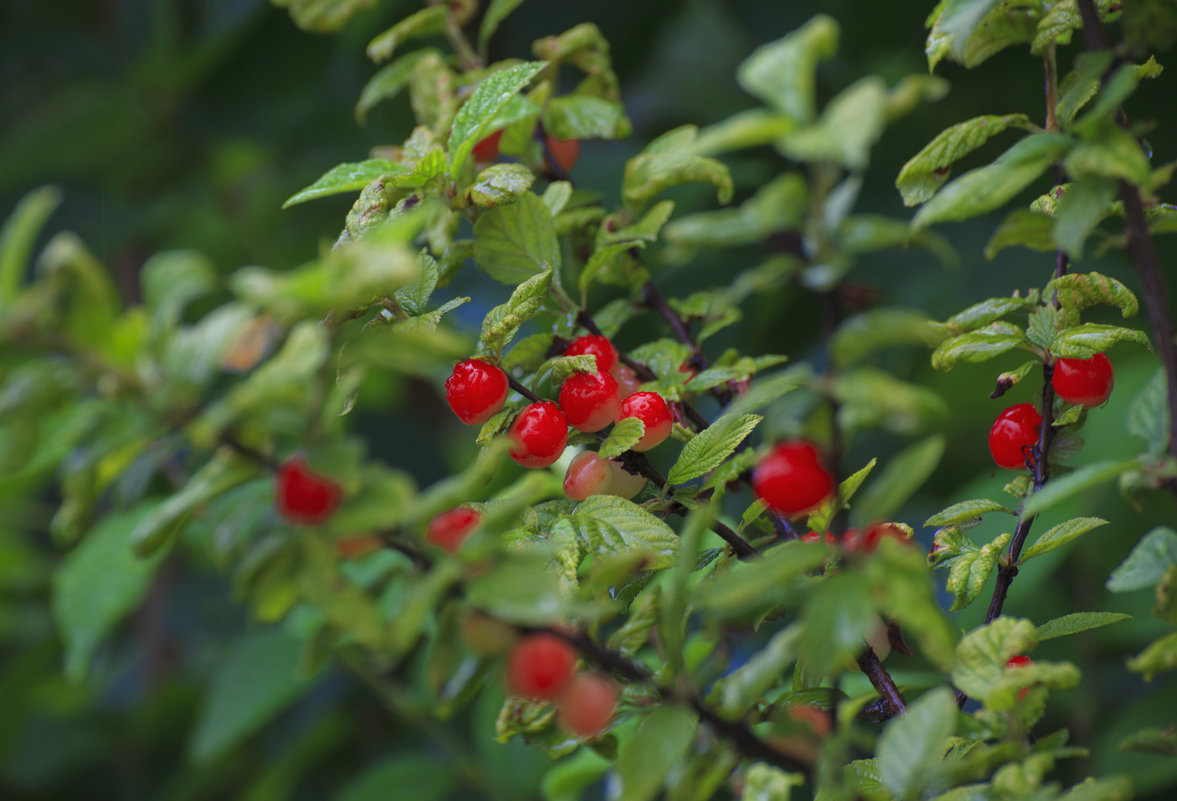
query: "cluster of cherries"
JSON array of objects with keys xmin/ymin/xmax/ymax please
[
  {"xmin": 505, "ymin": 632, "xmax": 617, "ymax": 738},
  {"xmin": 987, "ymin": 354, "xmax": 1113, "ymax": 470},
  {"xmin": 444, "ymin": 335, "xmax": 674, "ymax": 502}
]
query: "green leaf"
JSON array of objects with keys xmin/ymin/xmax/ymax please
[
  {"xmin": 51, "ymin": 503, "xmax": 168, "ymax": 682},
  {"xmin": 737, "ymin": 14, "xmax": 839, "ymax": 122},
  {"xmin": 599, "ymin": 418, "xmax": 645, "ymax": 459},
  {"xmin": 985, "ymin": 209, "xmax": 1057, "ymax": 258},
  {"xmin": 0, "ymin": 184, "xmax": 61, "ymax": 305},
  {"xmin": 283, "ymin": 160, "xmax": 408, "ymax": 208},
  {"xmin": 467, "ymin": 553, "xmax": 568, "ymax": 625},
  {"xmin": 1127, "ymin": 631, "xmax": 1177, "ymax": 680},
  {"xmin": 897, "ymin": 114, "xmax": 1036, "ymax": 206},
  {"xmin": 833, "ymin": 368, "xmax": 949, "ymax": 435},
  {"xmin": 189, "ymin": 628, "xmax": 318, "ymax": 764},
  {"xmin": 1032, "ymin": 0, "xmax": 1119, "ymax": 54},
  {"xmin": 1022, "ymin": 517, "xmax": 1108, "ymax": 561},
  {"xmin": 666, "ymin": 413, "xmax": 762, "ymax": 485},
  {"xmin": 807, "ymin": 459, "xmax": 877, "ymax": 534},
  {"xmin": 623, "ymin": 152, "xmax": 733, "ymax": 209},
  {"xmin": 1107, "ymin": 527, "xmax": 1177, "ymax": 591},
  {"xmin": 726, "ymin": 367, "xmax": 812, "ymax": 417},
  {"xmin": 449, "ymin": 61, "xmax": 547, "ymax": 174},
  {"xmin": 944, "ymin": 297, "xmax": 1034, "ymax": 334},
  {"xmin": 852, "ymin": 435, "xmax": 945, "ymax": 526},
  {"xmin": 470, "ymin": 163, "xmax": 536, "ymax": 208},
  {"xmin": 925, "ymin": 499, "xmax": 1014, "ymax": 527},
  {"xmin": 719, "ymin": 623, "xmax": 803, "ymax": 716},
  {"xmin": 947, "ymin": 533, "xmax": 1010, "ymax": 611},
  {"xmin": 1127, "ymin": 367, "xmax": 1170, "ymax": 455},
  {"xmin": 532, "ymin": 354, "xmax": 596, "ymax": 389},
  {"xmin": 1119, "ymin": 727, "xmax": 1177, "ymax": 757},
  {"xmin": 801, "ymin": 572, "xmax": 879, "ymax": 677},
  {"xmin": 1064, "ymin": 126, "xmax": 1153, "ymax": 189},
  {"xmin": 273, "ymin": 0, "xmax": 374, "ymax": 33},
  {"xmin": 366, "ymin": 6, "xmax": 447, "ymax": 62},
  {"xmin": 913, "ymin": 134, "xmax": 1072, "ymax": 228},
  {"xmin": 779, "ymin": 76, "xmax": 888, "ymax": 170},
  {"xmin": 663, "ymin": 174, "xmax": 806, "ymax": 249},
  {"xmin": 1022, "ymin": 458, "xmax": 1142, "ymax": 517},
  {"xmin": 741, "ymin": 764, "xmax": 804, "ymax": 801},
  {"xmin": 952, "ymin": 617, "xmax": 1040, "ymax": 704},
  {"xmin": 129, "ymin": 454, "xmax": 259, "ymax": 557},
  {"xmin": 565, "ymin": 496, "xmax": 679, "ymax": 569},
  {"xmin": 473, "ymin": 192, "xmax": 561, "ymax": 284},
  {"xmin": 140, "ymin": 250, "xmax": 218, "ymax": 332},
  {"xmin": 1050, "ymin": 271, "xmax": 1140, "ymax": 325},
  {"xmin": 835, "ymin": 214, "xmax": 958, "ymax": 267},
  {"xmin": 1053, "ymin": 177, "xmax": 1118, "ymax": 258},
  {"xmin": 478, "ymin": 0, "xmax": 528, "ymax": 48},
  {"xmin": 393, "ymin": 250, "xmax": 440, "ymax": 316},
  {"xmin": 333, "ymin": 753, "xmax": 455, "ymax": 801},
  {"xmin": 931, "ymin": 322, "xmax": 1026, "ymax": 371},
  {"xmin": 1051, "ymin": 323, "xmax": 1150, "ymax": 358},
  {"xmin": 877, "ymin": 687, "xmax": 957, "ymax": 801},
  {"xmin": 612, "ymin": 707, "xmax": 698, "ymax": 801},
  {"xmin": 1037, "ymin": 611, "xmax": 1131, "ymax": 641},
  {"xmin": 479, "ymin": 269, "xmax": 553, "ymax": 357},
  {"xmin": 541, "ymin": 749, "xmax": 611, "ymax": 801},
  {"xmin": 927, "ymin": 0, "xmax": 1039, "ymax": 71},
  {"xmin": 694, "ymin": 542, "xmax": 830, "ymax": 621},
  {"xmin": 688, "ymin": 109, "xmax": 797, "ymax": 156},
  {"xmin": 543, "ymin": 95, "xmax": 631, "ymax": 140},
  {"xmin": 355, "ymin": 50, "xmax": 433, "ymax": 124},
  {"xmin": 868, "ymin": 539, "xmax": 958, "ymax": 669}
]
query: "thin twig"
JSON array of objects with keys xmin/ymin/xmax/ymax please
[
  {"xmin": 507, "ymin": 375, "xmax": 545, "ymax": 404},
  {"xmin": 856, "ymin": 647, "xmax": 907, "ymax": 717}
]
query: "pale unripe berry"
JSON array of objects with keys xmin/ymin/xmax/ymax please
[
  {"xmin": 607, "ymin": 460, "xmax": 646, "ymax": 499},
  {"xmin": 564, "ymin": 451, "xmax": 614, "ymax": 500}
]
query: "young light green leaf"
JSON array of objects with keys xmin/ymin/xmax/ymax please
[
  {"xmin": 801, "ymin": 572, "xmax": 878, "ymax": 677},
  {"xmin": 1053, "ymin": 177, "xmax": 1118, "ymax": 258},
  {"xmin": 532, "ymin": 354, "xmax": 596, "ymax": 389},
  {"xmin": 985, "ymin": 209, "xmax": 1056, "ymax": 258},
  {"xmin": 566, "ymin": 496, "xmax": 680, "ymax": 569},
  {"xmin": 479, "ymin": 269, "xmax": 553, "ymax": 356},
  {"xmin": 779, "ymin": 76, "xmax": 888, "ymax": 170},
  {"xmin": 366, "ymin": 5, "xmax": 447, "ymax": 62},
  {"xmin": 737, "ymin": 14, "xmax": 839, "ymax": 122},
  {"xmin": 598, "ymin": 417, "xmax": 645, "ymax": 459},
  {"xmin": 469, "ymin": 163, "xmax": 536, "ymax": 208},
  {"xmin": 868, "ymin": 539, "xmax": 958, "ymax": 669},
  {"xmin": 623, "ymin": 152, "xmax": 733, "ymax": 209},
  {"xmin": 449, "ymin": 61, "xmax": 546, "ymax": 174},
  {"xmin": 1048, "ymin": 271, "xmax": 1140, "ymax": 319},
  {"xmin": 719, "ymin": 623, "xmax": 803, "ymax": 716},
  {"xmin": 355, "ymin": 50, "xmax": 432, "ymax": 124},
  {"xmin": 944, "ymin": 297, "xmax": 1034, "ymax": 334},
  {"xmin": 392, "ymin": 250, "xmax": 440, "ymax": 317},
  {"xmin": 897, "ymin": 113, "xmax": 1035, "ymax": 206},
  {"xmin": 1064, "ymin": 127, "xmax": 1153, "ymax": 189},
  {"xmin": 927, "ymin": 0, "xmax": 1039, "ymax": 71},
  {"xmin": 913, "ymin": 134, "xmax": 1072, "ymax": 228},
  {"xmin": 947, "ymin": 533, "xmax": 1010, "ymax": 610},
  {"xmin": 666, "ymin": 413, "xmax": 762, "ymax": 485},
  {"xmin": 1127, "ymin": 631, "xmax": 1177, "ymax": 680},
  {"xmin": 688, "ymin": 109, "xmax": 797, "ymax": 156},
  {"xmin": 272, "ymin": 0, "xmax": 373, "ymax": 32},
  {"xmin": 1022, "ymin": 517, "xmax": 1108, "ymax": 561},
  {"xmin": 663, "ymin": 174, "xmax": 807, "ymax": 249},
  {"xmin": 852, "ymin": 435, "xmax": 945, "ymax": 525},
  {"xmin": 1031, "ymin": 0, "xmax": 1119, "ymax": 54},
  {"xmin": 1037, "ymin": 611, "xmax": 1131, "ymax": 641},
  {"xmin": 283, "ymin": 160, "xmax": 407, "ymax": 208},
  {"xmin": 0, "ymin": 184, "xmax": 61, "ymax": 305},
  {"xmin": 1107, "ymin": 527, "xmax": 1177, "ymax": 592},
  {"xmin": 1022, "ymin": 457, "xmax": 1144, "ymax": 517},
  {"xmin": 1127, "ymin": 367, "xmax": 1170, "ymax": 455},
  {"xmin": 1051, "ymin": 323, "xmax": 1150, "ymax": 358},
  {"xmin": 473, "ymin": 192, "xmax": 560, "ymax": 284},
  {"xmin": 543, "ymin": 95, "xmax": 631, "ymax": 140},
  {"xmin": 611, "ymin": 707, "xmax": 698, "ymax": 801},
  {"xmin": 478, "ymin": 0, "xmax": 528, "ymax": 48},
  {"xmin": 925, "ymin": 499, "xmax": 1015, "ymax": 527},
  {"xmin": 952, "ymin": 617, "xmax": 1039, "ymax": 702},
  {"xmin": 740, "ymin": 764, "xmax": 804, "ymax": 801},
  {"xmin": 932, "ymin": 322, "xmax": 1026, "ymax": 371},
  {"xmin": 541, "ymin": 181, "xmax": 573, "ymax": 215},
  {"xmin": 807, "ymin": 459, "xmax": 877, "ymax": 535},
  {"xmin": 877, "ymin": 687, "xmax": 957, "ymax": 801},
  {"xmin": 694, "ymin": 543, "xmax": 830, "ymax": 620}
]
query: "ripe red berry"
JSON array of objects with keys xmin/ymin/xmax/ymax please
[
  {"xmin": 611, "ymin": 363, "xmax": 643, "ymax": 399},
  {"xmin": 752, "ymin": 441, "xmax": 835, "ymax": 516},
  {"xmin": 801, "ymin": 530, "xmax": 837, "ymax": 545},
  {"xmin": 1052, "ymin": 353, "xmax": 1114, "ymax": 408},
  {"xmin": 564, "ymin": 451, "xmax": 614, "ymax": 500},
  {"xmin": 860, "ymin": 522, "xmax": 912, "ymax": 553},
  {"xmin": 618, "ymin": 392, "xmax": 673, "ymax": 452},
  {"xmin": 558, "ymin": 371, "xmax": 621, "ymax": 433},
  {"xmin": 1007, "ymin": 655, "xmax": 1033, "ymax": 700},
  {"xmin": 472, "ymin": 129, "xmax": 504, "ymax": 162},
  {"xmin": 988, "ymin": 403, "xmax": 1042, "ymax": 470},
  {"xmin": 546, "ymin": 136, "xmax": 581, "ymax": 172},
  {"xmin": 565, "ymin": 335, "xmax": 618, "ymax": 374},
  {"xmin": 557, "ymin": 674, "xmax": 617, "ymax": 737},
  {"xmin": 275, "ymin": 456, "xmax": 342, "ymax": 525},
  {"xmin": 426, "ymin": 507, "xmax": 481, "ymax": 553},
  {"xmin": 445, "ymin": 358, "xmax": 509, "ymax": 425},
  {"xmin": 508, "ymin": 401, "xmax": 569, "ymax": 467},
  {"xmin": 506, "ymin": 633, "xmax": 577, "ymax": 700},
  {"xmin": 608, "ymin": 459, "xmax": 647, "ymax": 499}
]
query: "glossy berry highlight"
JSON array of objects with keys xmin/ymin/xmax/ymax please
[
  {"xmin": 557, "ymin": 674, "xmax": 617, "ymax": 738},
  {"xmin": 445, "ymin": 358, "xmax": 509, "ymax": 425},
  {"xmin": 558, "ymin": 371, "xmax": 621, "ymax": 433},
  {"xmin": 546, "ymin": 135, "xmax": 581, "ymax": 172},
  {"xmin": 275, "ymin": 456, "xmax": 342, "ymax": 525},
  {"xmin": 618, "ymin": 391, "xmax": 673, "ymax": 451},
  {"xmin": 508, "ymin": 401, "xmax": 569, "ymax": 468},
  {"xmin": 1052, "ymin": 353, "xmax": 1114, "ymax": 408},
  {"xmin": 506, "ymin": 633, "xmax": 577, "ymax": 700},
  {"xmin": 564, "ymin": 451, "xmax": 614, "ymax": 500},
  {"xmin": 752, "ymin": 440, "xmax": 835, "ymax": 516},
  {"xmin": 988, "ymin": 403, "xmax": 1042, "ymax": 470},
  {"xmin": 565, "ymin": 335, "xmax": 618, "ymax": 374},
  {"xmin": 426, "ymin": 507, "xmax": 481, "ymax": 553}
]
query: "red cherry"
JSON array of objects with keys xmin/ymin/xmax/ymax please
[
  {"xmin": 275, "ymin": 456, "xmax": 342, "ymax": 525},
  {"xmin": 801, "ymin": 530, "xmax": 837, "ymax": 545},
  {"xmin": 558, "ymin": 371, "xmax": 621, "ymax": 433},
  {"xmin": 1007, "ymin": 655, "xmax": 1033, "ymax": 700},
  {"xmin": 1052, "ymin": 353, "xmax": 1114, "ymax": 408},
  {"xmin": 506, "ymin": 633, "xmax": 577, "ymax": 700},
  {"xmin": 860, "ymin": 522, "xmax": 912, "ymax": 553},
  {"xmin": 564, "ymin": 451, "xmax": 614, "ymax": 500},
  {"xmin": 611, "ymin": 363, "xmax": 643, "ymax": 399},
  {"xmin": 988, "ymin": 403, "xmax": 1042, "ymax": 470},
  {"xmin": 752, "ymin": 441, "xmax": 835, "ymax": 516},
  {"xmin": 472, "ymin": 129, "xmax": 503, "ymax": 162},
  {"xmin": 546, "ymin": 136, "xmax": 581, "ymax": 172},
  {"xmin": 426, "ymin": 507, "xmax": 481, "ymax": 553},
  {"xmin": 557, "ymin": 674, "xmax": 617, "ymax": 737},
  {"xmin": 508, "ymin": 401, "xmax": 569, "ymax": 467},
  {"xmin": 446, "ymin": 359, "xmax": 509, "ymax": 425},
  {"xmin": 618, "ymin": 392, "xmax": 673, "ymax": 451},
  {"xmin": 565, "ymin": 335, "xmax": 618, "ymax": 374}
]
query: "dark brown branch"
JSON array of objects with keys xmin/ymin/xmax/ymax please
[
  {"xmin": 856, "ymin": 646, "xmax": 907, "ymax": 717},
  {"xmin": 507, "ymin": 375, "xmax": 545, "ymax": 404},
  {"xmin": 380, "ymin": 531, "xmax": 434, "ymax": 570}
]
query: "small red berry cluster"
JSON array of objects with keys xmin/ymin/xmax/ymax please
[
  {"xmin": 472, "ymin": 129, "xmax": 582, "ymax": 173},
  {"xmin": 444, "ymin": 335, "xmax": 674, "ymax": 501},
  {"xmin": 506, "ymin": 633, "xmax": 617, "ymax": 738},
  {"xmin": 801, "ymin": 522, "xmax": 912, "ymax": 553},
  {"xmin": 988, "ymin": 354, "xmax": 1113, "ymax": 470}
]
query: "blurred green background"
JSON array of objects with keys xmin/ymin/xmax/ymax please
[{"xmin": 3, "ymin": 0, "xmax": 1177, "ymax": 798}]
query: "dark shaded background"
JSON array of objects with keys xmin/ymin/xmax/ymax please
[{"xmin": 3, "ymin": 1, "xmax": 1177, "ymax": 798}]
